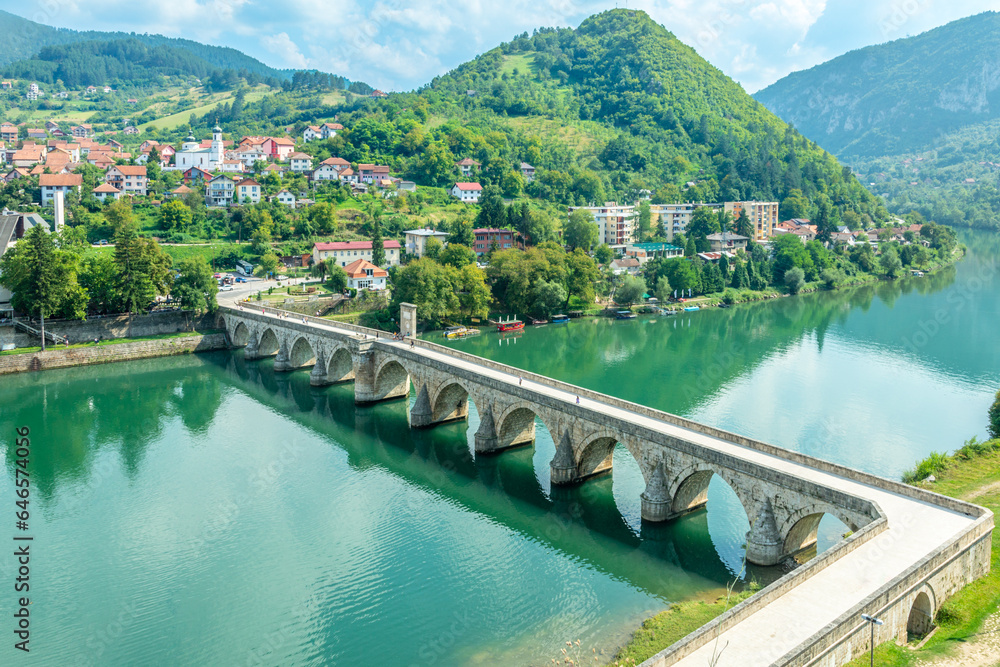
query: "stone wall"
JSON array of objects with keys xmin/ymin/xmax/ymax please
[
  {"xmin": 0, "ymin": 333, "xmax": 227, "ymax": 375},
  {"xmin": 5, "ymin": 310, "xmax": 219, "ymax": 346}
]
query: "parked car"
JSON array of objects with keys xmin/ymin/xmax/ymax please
[{"xmin": 219, "ymin": 285, "xmax": 235, "ymax": 292}]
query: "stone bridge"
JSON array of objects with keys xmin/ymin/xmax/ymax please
[{"xmin": 219, "ymin": 303, "xmax": 992, "ymax": 667}]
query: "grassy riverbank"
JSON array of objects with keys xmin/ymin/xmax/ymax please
[
  {"xmin": 610, "ymin": 584, "xmax": 760, "ymax": 665},
  {"xmin": 844, "ymin": 442, "xmax": 1000, "ymax": 667},
  {"xmin": 0, "ymin": 330, "xmax": 224, "ymax": 356}
]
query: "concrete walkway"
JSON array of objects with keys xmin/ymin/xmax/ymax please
[{"xmin": 238, "ymin": 308, "xmax": 984, "ymax": 666}]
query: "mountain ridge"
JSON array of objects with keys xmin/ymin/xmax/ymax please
[{"xmin": 754, "ymin": 11, "xmax": 1000, "ymax": 157}]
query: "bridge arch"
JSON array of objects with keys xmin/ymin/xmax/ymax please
[
  {"xmin": 780, "ymin": 505, "xmax": 858, "ymax": 558},
  {"xmin": 430, "ymin": 380, "xmax": 475, "ymax": 425},
  {"xmin": 289, "ymin": 336, "xmax": 317, "ymax": 369},
  {"xmin": 232, "ymin": 322, "xmax": 250, "ymax": 347},
  {"xmin": 907, "ymin": 587, "xmax": 936, "ymax": 638},
  {"xmin": 667, "ymin": 463, "xmax": 754, "ymax": 522},
  {"xmin": 372, "ymin": 357, "xmax": 413, "ymax": 402},
  {"xmin": 495, "ymin": 401, "xmax": 555, "ymax": 453},
  {"xmin": 257, "ymin": 328, "xmax": 280, "ymax": 358},
  {"xmin": 575, "ymin": 427, "xmax": 629, "ymax": 481},
  {"xmin": 326, "ymin": 346, "xmax": 354, "ymax": 383}
]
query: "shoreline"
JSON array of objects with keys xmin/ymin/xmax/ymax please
[{"xmin": 0, "ymin": 332, "xmax": 228, "ymax": 375}]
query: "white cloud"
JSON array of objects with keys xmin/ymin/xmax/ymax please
[
  {"xmin": 262, "ymin": 32, "xmax": 308, "ymax": 68},
  {"xmin": 10, "ymin": 0, "xmax": 1000, "ymax": 92}
]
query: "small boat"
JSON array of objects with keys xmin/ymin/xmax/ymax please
[
  {"xmin": 662, "ymin": 309, "xmax": 677, "ymax": 316},
  {"xmin": 497, "ymin": 315, "xmax": 524, "ymax": 332},
  {"xmin": 551, "ymin": 314, "xmax": 570, "ymax": 324},
  {"xmin": 615, "ymin": 310, "xmax": 637, "ymax": 320},
  {"xmin": 684, "ymin": 306, "xmax": 700, "ymax": 312},
  {"xmin": 443, "ymin": 326, "xmax": 481, "ymax": 340},
  {"xmin": 529, "ymin": 318, "xmax": 548, "ymax": 326}
]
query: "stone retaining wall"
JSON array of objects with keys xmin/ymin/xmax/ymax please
[
  {"xmin": 3, "ymin": 310, "xmax": 218, "ymax": 346},
  {"xmin": 0, "ymin": 333, "xmax": 227, "ymax": 375}
]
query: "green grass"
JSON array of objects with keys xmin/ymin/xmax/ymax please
[
  {"xmin": 140, "ymin": 89, "xmax": 268, "ymax": 130},
  {"xmin": 1, "ymin": 329, "xmax": 223, "ymax": 355},
  {"xmin": 499, "ymin": 53, "xmax": 537, "ymax": 77},
  {"xmin": 613, "ymin": 587, "xmax": 759, "ymax": 665},
  {"xmin": 845, "ymin": 445, "xmax": 1000, "ymax": 667}
]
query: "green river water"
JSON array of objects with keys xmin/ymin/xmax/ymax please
[{"xmin": 1, "ymin": 231, "xmax": 997, "ymax": 666}]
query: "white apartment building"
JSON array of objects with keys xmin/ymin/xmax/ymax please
[
  {"xmin": 567, "ymin": 202, "xmax": 636, "ymax": 247},
  {"xmin": 724, "ymin": 201, "xmax": 779, "ymax": 242}
]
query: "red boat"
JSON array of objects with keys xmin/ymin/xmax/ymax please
[{"xmin": 496, "ymin": 317, "xmax": 524, "ymax": 332}]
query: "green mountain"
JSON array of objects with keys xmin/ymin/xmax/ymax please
[
  {"xmin": 754, "ymin": 11, "xmax": 1000, "ymax": 158},
  {"xmin": 0, "ymin": 9, "xmax": 292, "ymax": 81},
  {"xmin": 755, "ymin": 11, "xmax": 1000, "ymax": 230},
  {"xmin": 325, "ymin": 9, "xmax": 884, "ymax": 224}
]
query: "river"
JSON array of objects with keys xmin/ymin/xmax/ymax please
[{"xmin": 1, "ymin": 231, "xmax": 997, "ymax": 666}]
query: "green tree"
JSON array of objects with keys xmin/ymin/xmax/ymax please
[
  {"xmin": 594, "ymin": 244, "xmax": 614, "ymax": 265},
  {"xmin": 79, "ymin": 252, "xmax": 119, "ymax": 314},
  {"xmin": 989, "ymin": 389, "xmax": 1000, "ymax": 440},
  {"xmin": 615, "ymin": 275, "xmax": 646, "ymax": 305},
  {"xmin": 735, "ymin": 209, "xmax": 754, "ymax": 240},
  {"xmin": 391, "ymin": 258, "xmax": 460, "ymax": 322},
  {"xmin": 159, "ymin": 199, "xmax": 192, "ymax": 232},
  {"xmin": 532, "ymin": 280, "xmax": 567, "ymax": 317},
  {"xmin": 439, "ymin": 243, "xmax": 476, "ymax": 269},
  {"xmin": 370, "ymin": 219, "xmax": 386, "ymax": 267},
  {"xmin": 636, "ymin": 201, "xmax": 652, "ymax": 242},
  {"xmin": 255, "ymin": 252, "xmax": 279, "ymax": 278},
  {"xmin": 113, "ymin": 222, "xmax": 172, "ymax": 314},
  {"xmin": 880, "ymin": 246, "xmax": 903, "ymax": 278},
  {"xmin": 0, "ymin": 226, "xmax": 87, "ymax": 348},
  {"xmin": 684, "ymin": 235, "xmax": 697, "ymax": 258},
  {"xmin": 565, "ymin": 248, "xmax": 600, "ymax": 305},
  {"xmin": 784, "ymin": 267, "xmax": 806, "ymax": 294},
  {"xmin": 172, "ymin": 257, "xmax": 218, "ymax": 313},
  {"xmin": 326, "ymin": 264, "xmax": 348, "ymax": 292},
  {"xmin": 424, "ymin": 236, "xmax": 443, "ymax": 260},
  {"xmin": 475, "ymin": 184, "xmax": 506, "ymax": 230},
  {"xmin": 310, "ymin": 202, "xmax": 338, "ymax": 234},
  {"xmin": 456, "ymin": 264, "xmax": 491, "ymax": 319},
  {"xmin": 655, "ymin": 275, "xmax": 672, "ymax": 302},
  {"xmin": 565, "ymin": 209, "xmax": 598, "ymax": 250},
  {"xmin": 448, "ymin": 216, "xmax": 475, "ymax": 246},
  {"xmin": 687, "ymin": 206, "xmax": 720, "ymax": 241}
]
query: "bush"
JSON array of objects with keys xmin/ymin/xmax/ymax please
[
  {"xmin": 820, "ymin": 268, "xmax": 841, "ymax": 289},
  {"xmin": 784, "ymin": 267, "xmax": 806, "ymax": 294},
  {"xmin": 722, "ymin": 289, "xmax": 737, "ymax": 305},
  {"xmin": 989, "ymin": 389, "xmax": 1000, "ymax": 440},
  {"xmin": 902, "ymin": 451, "xmax": 949, "ymax": 484}
]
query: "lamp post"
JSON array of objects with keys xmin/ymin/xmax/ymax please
[{"xmin": 861, "ymin": 613, "xmax": 884, "ymax": 667}]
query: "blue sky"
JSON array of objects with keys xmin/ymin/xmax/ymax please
[{"xmin": 9, "ymin": 0, "xmax": 1000, "ymax": 92}]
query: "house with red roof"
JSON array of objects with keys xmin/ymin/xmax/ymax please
[
  {"xmin": 450, "ymin": 182, "xmax": 482, "ymax": 203},
  {"xmin": 236, "ymin": 178, "xmax": 262, "ymax": 204},
  {"xmin": 312, "ymin": 240, "xmax": 401, "ymax": 268},
  {"xmin": 343, "ymin": 258, "xmax": 388, "ymax": 291},
  {"xmin": 106, "ymin": 165, "xmax": 148, "ymax": 196}
]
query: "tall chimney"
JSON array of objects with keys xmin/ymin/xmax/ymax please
[{"xmin": 54, "ymin": 190, "xmax": 64, "ymax": 232}]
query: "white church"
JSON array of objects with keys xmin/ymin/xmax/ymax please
[{"xmin": 174, "ymin": 126, "xmax": 225, "ymax": 171}]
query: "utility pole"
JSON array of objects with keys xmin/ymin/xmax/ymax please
[{"xmin": 861, "ymin": 614, "xmax": 883, "ymax": 667}]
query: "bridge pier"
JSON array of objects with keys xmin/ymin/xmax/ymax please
[
  {"xmin": 640, "ymin": 464, "xmax": 672, "ymax": 522},
  {"xmin": 409, "ymin": 385, "xmax": 434, "ymax": 428},
  {"xmin": 745, "ymin": 498, "xmax": 785, "ymax": 566},
  {"xmin": 473, "ymin": 404, "xmax": 500, "ymax": 454},
  {"xmin": 273, "ymin": 344, "xmax": 292, "ymax": 372},
  {"xmin": 309, "ymin": 358, "xmax": 329, "ymax": 386}
]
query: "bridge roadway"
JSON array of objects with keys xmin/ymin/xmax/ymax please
[{"xmin": 220, "ymin": 305, "xmax": 992, "ymax": 666}]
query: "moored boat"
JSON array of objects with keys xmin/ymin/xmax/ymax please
[
  {"xmin": 684, "ymin": 306, "xmax": 700, "ymax": 312},
  {"xmin": 551, "ymin": 314, "xmax": 570, "ymax": 324},
  {"xmin": 615, "ymin": 310, "xmax": 637, "ymax": 320},
  {"xmin": 444, "ymin": 326, "xmax": 481, "ymax": 339},
  {"xmin": 497, "ymin": 316, "xmax": 524, "ymax": 332}
]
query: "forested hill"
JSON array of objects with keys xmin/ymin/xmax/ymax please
[
  {"xmin": 4, "ymin": 39, "xmax": 292, "ymax": 89},
  {"xmin": 754, "ymin": 12, "xmax": 1000, "ymax": 158},
  {"xmin": 397, "ymin": 9, "xmax": 885, "ymax": 224},
  {"xmin": 0, "ymin": 9, "xmax": 290, "ymax": 81}
]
